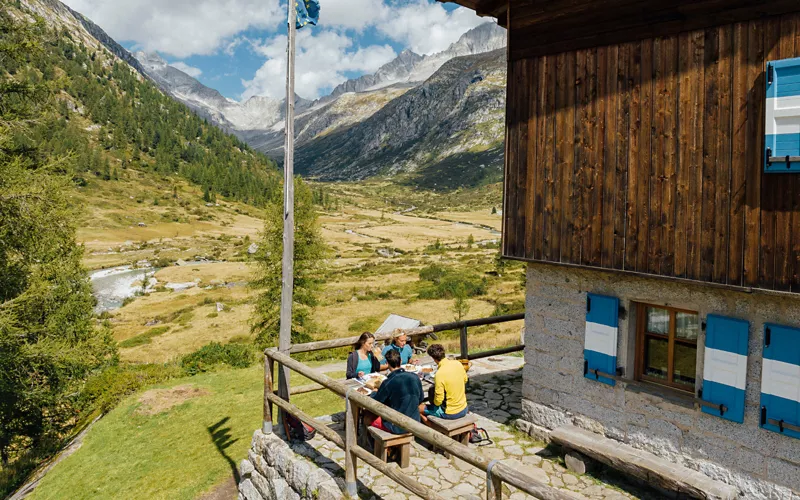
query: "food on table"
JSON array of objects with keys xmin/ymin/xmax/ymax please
[
  {"xmin": 420, "ymin": 366, "xmax": 434, "ymax": 374},
  {"xmin": 356, "ymin": 387, "xmax": 371, "ymax": 396},
  {"xmin": 365, "ymin": 377, "xmax": 383, "ymax": 390}
]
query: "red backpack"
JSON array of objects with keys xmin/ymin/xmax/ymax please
[{"xmin": 283, "ymin": 414, "xmax": 317, "ymax": 442}]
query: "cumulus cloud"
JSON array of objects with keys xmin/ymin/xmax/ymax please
[
  {"xmin": 62, "ymin": 0, "xmax": 283, "ymax": 58},
  {"xmin": 377, "ymin": 1, "xmax": 487, "ymax": 54},
  {"xmin": 242, "ymin": 30, "xmax": 395, "ymax": 99},
  {"xmin": 170, "ymin": 62, "xmax": 203, "ymax": 77},
  {"xmin": 65, "ymin": 0, "xmax": 490, "ymax": 100}
]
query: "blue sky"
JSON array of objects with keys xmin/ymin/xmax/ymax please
[{"xmin": 63, "ymin": 0, "xmax": 489, "ymax": 101}]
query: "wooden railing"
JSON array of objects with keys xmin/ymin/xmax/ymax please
[
  {"xmin": 260, "ymin": 313, "xmax": 574, "ymax": 500},
  {"xmin": 264, "ymin": 349, "xmax": 570, "ymax": 500}
]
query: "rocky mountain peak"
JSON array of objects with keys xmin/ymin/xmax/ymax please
[{"xmin": 135, "ymin": 51, "xmax": 168, "ymax": 72}]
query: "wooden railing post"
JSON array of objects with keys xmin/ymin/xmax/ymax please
[
  {"xmin": 487, "ymin": 475, "xmax": 502, "ymax": 500},
  {"xmin": 344, "ymin": 394, "xmax": 359, "ymax": 498},
  {"xmin": 459, "ymin": 325, "xmax": 469, "ymax": 359},
  {"xmin": 263, "ymin": 353, "xmax": 273, "ymax": 434}
]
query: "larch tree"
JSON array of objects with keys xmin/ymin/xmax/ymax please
[{"xmin": 250, "ymin": 178, "xmax": 328, "ymax": 348}]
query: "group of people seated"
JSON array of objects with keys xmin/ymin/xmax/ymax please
[{"xmin": 346, "ymin": 331, "xmax": 469, "ymax": 437}]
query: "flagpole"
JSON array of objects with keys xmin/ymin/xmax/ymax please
[{"xmin": 276, "ymin": 0, "xmax": 296, "ymax": 431}]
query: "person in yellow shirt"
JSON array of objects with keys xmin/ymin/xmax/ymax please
[{"xmin": 423, "ymin": 344, "xmax": 469, "ymax": 420}]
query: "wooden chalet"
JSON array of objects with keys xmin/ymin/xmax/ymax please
[{"xmin": 438, "ymin": 0, "xmax": 800, "ymax": 496}]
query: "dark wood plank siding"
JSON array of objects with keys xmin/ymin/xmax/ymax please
[{"xmin": 503, "ymin": 12, "xmax": 800, "ymax": 292}]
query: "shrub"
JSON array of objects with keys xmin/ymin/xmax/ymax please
[
  {"xmin": 418, "ymin": 263, "xmax": 447, "ymax": 283},
  {"xmin": 418, "ymin": 265, "xmax": 487, "ymax": 300},
  {"xmin": 180, "ymin": 342, "xmax": 256, "ymax": 376},
  {"xmin": 78, "ymin": 363, "xmax": 181, "ymax": 414},
  {"xmin": 118, "ymin": 326, "xmax": 170, "ymax": 348}
]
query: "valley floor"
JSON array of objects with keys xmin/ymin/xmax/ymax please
[
  {"xmin": 82, "ymin": 179, "xmax": 524, "ymax": 364},
  {"xmin": 20, "ymin": 177, "xmax": 530, "ymax": 499}
]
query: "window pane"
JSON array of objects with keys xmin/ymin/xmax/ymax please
[
  {"xmin": 676, "ymin": 312, "xmax": 699, "ymax": 341},
  {"xmin": 644, "ymin": 336, "xmax": 669, "ymax": 380},
  {"xmin": 646, "ymin": 307, "xmax": 669, "ymax": 335},
  {"xmin": 672, "ymin": 343, "xmax": 697, "ymax": 388}
]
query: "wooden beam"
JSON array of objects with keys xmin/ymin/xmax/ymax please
[
  {"xmin": 510, "ymin": 0, "xmax": 800, "ymax": 59},
  {"xmin": 287, "ymin": 314, "xmax": 524, "ymax": 354}
]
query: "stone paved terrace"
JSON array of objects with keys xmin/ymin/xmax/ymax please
[{"xmin": 283, "ymin": 356, "xmax": 666, "ymax": 500}]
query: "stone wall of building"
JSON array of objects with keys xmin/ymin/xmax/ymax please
[
  {"xmin": 519, "ymin": 263, "xmax": 800, "ymax": 500},
  {"xmin": 238, "ymin": 430, "xmax": 343, "ymax": 500}
]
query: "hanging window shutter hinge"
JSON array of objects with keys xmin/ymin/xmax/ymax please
[
  {"xmin": 583, "ymin": 360, "xmax": 588, "ymax": 376},
  {"xmin": 765, "ymin": 327, "xmax": 771, "ymax": 347},
  {"xmin": 768, "ymin": 64, "xmax": 774, "ymax": 85},
  {"xmin": 761, "ymin": 406, "xmax": 767, "ymax": 426},
  {"xmin": 586, "ymin": 296, "xmax": 591, "ymax": 312}
]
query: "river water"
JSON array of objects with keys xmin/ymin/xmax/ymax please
[{"xmin": 90, "ymin": 266, "xmax": 156, "ymax": 313}]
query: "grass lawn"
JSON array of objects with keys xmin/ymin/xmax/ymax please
[{"xmin": 29, "ymin": 364, "xmax": 345, "ymax": 500}]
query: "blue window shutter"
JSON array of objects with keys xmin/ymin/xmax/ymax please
[
  {"xmin": 765, "ymin": 57, "xmax": 800, "ymax": 173},
  {"xmin": 701, "ymin": 315, "xmax": 749, "ymax": 423},
  {"xmin": 584, "ymin": 294, "xmax": 619, "ymax": 386},
  {"xmin": 760, "ymin": 324, "xmax": 800, "ymax": 439}
]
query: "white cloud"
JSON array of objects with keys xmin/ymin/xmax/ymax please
[
  {"xmin": 318, "ymin": 0, "xmax": 389, "ymax": 31},
  {"xmin": 62, "ymin": 0, "xmax": 283, "ymax": 58},
  {"xmin": 242, "ymin": 30, "xmax": 396, "ymax": 100},
  {"xmin": 170, "ymin": 62, "xmax": 203, "ymax": 78},
  {"xmin": 377, "ymin": 1, "xmax": 486, "ymax": 55}
]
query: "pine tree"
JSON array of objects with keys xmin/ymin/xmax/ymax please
[{"xmin": 250, "ymin": 178, "xmax": 328, "ymax": 347}]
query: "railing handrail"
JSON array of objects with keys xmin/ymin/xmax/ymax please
[
  {"xmin": 283, "ymin": 313, "xmax": 525, "ymax": 354},
  {"xmin": 265, "ymin": 348, "xmax": 571, "ymax": 500}
]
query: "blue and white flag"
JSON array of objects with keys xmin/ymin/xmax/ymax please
[{"xmin": 296, "ymin": 0, "xmax": 320, "ymax": 29}]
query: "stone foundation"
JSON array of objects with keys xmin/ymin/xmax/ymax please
[
  {"xmin": 238, "ymin": 430, "xmax": 342, "ymax": 500},
  {"xmin": 521, "ymin": 262, "xmax": 800, "ymax": 500}
]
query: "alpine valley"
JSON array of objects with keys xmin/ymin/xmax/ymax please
[{"xmin": 133, "ymin": 22, "xmax": 508, "ymax": 188}]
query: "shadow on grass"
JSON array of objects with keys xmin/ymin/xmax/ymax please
[{"xmin": 208, "ymin": 417, "xmax": 240, "ymax": 483}]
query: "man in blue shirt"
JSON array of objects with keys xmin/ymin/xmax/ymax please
[
  {"xmin": 381, "ymin": 332, "xmax": 416, "ymax": 366},
  {"xmin": 367, "ymin": 349, "xmax": 425, "ymax": 435}
]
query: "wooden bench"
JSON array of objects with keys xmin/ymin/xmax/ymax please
[
  {"xmin": 367, "ymin": 426, "xmax": 413, "ymax": 468},
  {"xmin": 551, "ymin": 425, "xmax": 738, "ymax": 500},
  {"xmin": 426, "ymin": 413, "xmax": 476, "ymax": 457}
]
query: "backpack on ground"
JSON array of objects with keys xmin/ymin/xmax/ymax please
[
  {"xmin": 283, "ymin": 414, "xmax": 316, "ymax": 442},
  {"xmin": 469, "ymin": 424, "xmax": 492, "ymax": 446}
]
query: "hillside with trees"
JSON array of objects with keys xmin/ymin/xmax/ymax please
[
  {"xmin": 0, "ymin": 2, "xmax": 282, "ymax": 494},
  {"xmin": 19, "ymin": 3, "xmax": 280, "ymax": 206}
]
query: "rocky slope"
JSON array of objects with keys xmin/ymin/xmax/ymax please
[
  {"xmin": 295, "ymin": 48, "xmax": 507, "ymax": 188},
  {"xmin": 326, "ymin": 22, "xmax": 505, "ymax": 99},
  {"xmin": 131, "ymin": 21, "xmax": 506, "ymax": 168},
  {"xmin": 135, "ymin": 51, "xmax": 312, "ymax": 134}
]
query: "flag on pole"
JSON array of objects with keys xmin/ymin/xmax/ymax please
[{"xmin": 296, "ymin": 0, "xmax": 320, "ymax": 28}]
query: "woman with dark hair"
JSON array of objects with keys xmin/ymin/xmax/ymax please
[{"xmin": 346, "ymin": 332, "xmax": 381, "ymax": 379}]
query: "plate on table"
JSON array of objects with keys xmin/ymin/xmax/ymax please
[
  {"xmin": 402, "ymin": 364, "xmax": 420, "ymax": 373},
  {"xmin": 419, "ymin": 365, "xmax": 436, "ymax": 375},
  {"xmin": 354, "ymin": 386, "xmax": 372, "ymax": 396},
  {"xmin": 362, "ymin": 373, "xmax": 386, "ymax": 390}
]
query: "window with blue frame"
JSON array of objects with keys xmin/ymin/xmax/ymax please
[{"xmin": 765, "ymin": 57, "xmax": 800, "ymax": 173}]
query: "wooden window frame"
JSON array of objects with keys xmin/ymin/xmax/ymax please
[{"xmin": 634, "ymin": 303, "xmax": 699, "ymax": 393}]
